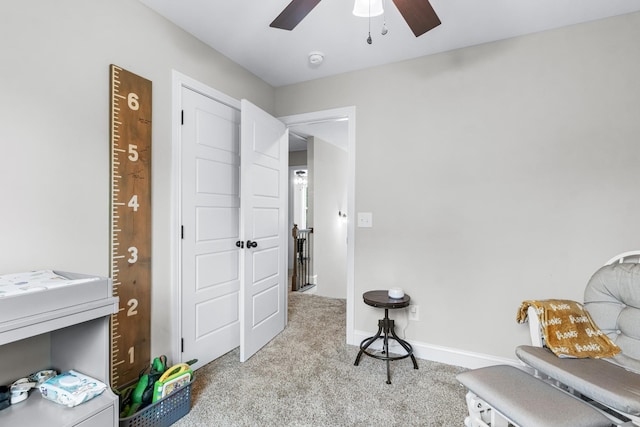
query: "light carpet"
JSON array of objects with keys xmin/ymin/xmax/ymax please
[{"xmin": 174, "ymin": 291, "xmax": 468, "ymax": 426}]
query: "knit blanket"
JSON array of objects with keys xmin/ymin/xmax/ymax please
[{"xmin": 517, "ymin": 299, "xmax": 620, "ymax": 359}]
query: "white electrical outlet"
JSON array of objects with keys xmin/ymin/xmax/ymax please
[{"xmin": 408, "ymin": 305, "xmax": 419, "ymax": 321}]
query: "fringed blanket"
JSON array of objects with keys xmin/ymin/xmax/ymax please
[{"xmin": 517, "ymin": 299, "xmax": 620, "ymax": 359}]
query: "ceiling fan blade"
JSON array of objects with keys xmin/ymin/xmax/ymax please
[
  {"xmin": 392, "ymin": 0, "xmax": 441, "ymax": 37},
  {"xmin": 270, "ymin": 0, "xmax": 322, "ymax": 31}
]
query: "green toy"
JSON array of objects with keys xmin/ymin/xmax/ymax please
[{"xmin": 123, "ymin": 355, "xmax": 167, "ymax": 417}]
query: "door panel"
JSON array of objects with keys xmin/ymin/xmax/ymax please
[
  {"xmin": 195, "ymin": 293, "xmax": 239, "ymax": 337},
  {"xmin": 240, "ymin": 99, "xmax": 288, "ymax": 362},
  {"xmin": 252, "ymin": 165, "xmax": 280, "ymax": 197},
  {"xmin": 253, "ymin": 247, "xmax": 279, "ymax": 282},
  {"xmin": 196, "ymin": 159, "xmax": 239, "ymax": 195},
  {"xmin": 181, "ymin": 87, "xmax": 240, "ymax": 370},
  {"xmin": 196, "ymin": 251, "xmax": 239, "ymax": 289},
  {"xmin": 197, "ymin": 207, "xmax": 239, "ymax": 240},
  {"xmin": 252, "ymin": 285, "xmax": 279, "ymax": 326},
  {"xmin": 253, "ymin": 208, "xmax": 279, "ymax": 238}
]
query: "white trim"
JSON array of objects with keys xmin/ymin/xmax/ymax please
[
  {"xmin": 605, "ymin": 250, "xmax": 640, "ymax": 265},
  {"xmin": 353, "ymin": 329, "xmax": 520, "ymax": 370},
  {"xmin": 170, "ymin": 70, "xmax": 241, "ymax": 365},
  {"xmin": 279, "ymin": 107, "xmax": 356, "ymax": 345}
]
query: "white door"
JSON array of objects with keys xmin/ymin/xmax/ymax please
[
  {"xmin": 239, "ymin": 99, "xmax": 288, "ymax": 362},
  {"xmin": 181, "ymin": 87, "xmax": 241, "ymax": 370}
]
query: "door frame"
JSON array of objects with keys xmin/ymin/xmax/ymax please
[
  {"xmin": 170, "ymin": 71, "xmax": 242, "ymax": 364},
  {"xmin": 279, "ymin": 107, "xmax": 356, "ymax": 345}
]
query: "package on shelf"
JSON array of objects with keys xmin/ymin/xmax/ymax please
[{"xmin": 39, "ymin": 370, "xmax": 107, "ymax": 408}]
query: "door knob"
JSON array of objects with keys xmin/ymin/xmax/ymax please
[
  {"xmin": 246, "ymin": 240, "xmax": 258, "ymax": 248},
  {"xmin": 236, "ymin": 241, "xmax": 244, "ymax": 248}
]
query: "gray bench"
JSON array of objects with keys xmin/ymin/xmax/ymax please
[{"xmin": 457, "ymin": 365, "xmax": 613, "ymax": 427}]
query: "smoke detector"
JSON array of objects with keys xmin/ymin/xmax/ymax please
[{"xmin": 308, "ymin": 51, "xmax": 324, "ymax": 66}]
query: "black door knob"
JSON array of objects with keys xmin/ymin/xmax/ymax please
[
  {"xmin": 246, "ymin": 240, "xmax": 258, "ymax": 248},
  {"xmin": 235, "ymin": 241, "xmax": 244, "ymax": 248}
]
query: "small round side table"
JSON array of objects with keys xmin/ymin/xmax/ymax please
[{"xmin": 354, "ymin": 290, "xmax": 419, "ymax": 384}]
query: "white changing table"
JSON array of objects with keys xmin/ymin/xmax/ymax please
[{"xmin": 0, "ymin": 271, "xmax": 119, "ymax": 427}]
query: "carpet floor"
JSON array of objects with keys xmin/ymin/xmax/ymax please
[{"xmin": 174, "ymin": 291, "xmax": 468, "ymax": 426}]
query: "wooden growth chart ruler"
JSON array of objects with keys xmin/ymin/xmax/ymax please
[{"xmin": 110, "ymin": 64, "xmax": 152, "ymax": 389}]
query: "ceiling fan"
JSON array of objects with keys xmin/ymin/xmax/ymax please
[{"xmin": 270, "ymin": 0, "xmax": 441, "ymax": 37}]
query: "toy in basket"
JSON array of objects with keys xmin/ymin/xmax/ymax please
[
  {"xmin": 117, "ymin": 356, "xmax": 196, "ymax": 424},
  {"xmin": 152, "ymin": 363, "xmax": 192, "ymax": 402}
]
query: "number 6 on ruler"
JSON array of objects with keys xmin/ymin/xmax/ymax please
[{"xmin": 128, "ymin": 93, "xmax": 139, "ymax": 111}]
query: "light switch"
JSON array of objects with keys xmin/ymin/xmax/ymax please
[{"xmin": 357, "ymin": 212, "xmax": 373, "ymax": 228}]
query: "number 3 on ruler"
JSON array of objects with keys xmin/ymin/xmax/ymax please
[{"xmin": 127, "ymin": 247, "xmax": 138, "ymax": 263}]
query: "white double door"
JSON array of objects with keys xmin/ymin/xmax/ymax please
[{"xmin": 181, "ymin": 87, "xmax": 288, "ymax": 369}]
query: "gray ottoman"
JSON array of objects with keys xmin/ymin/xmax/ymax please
[{"xmin": 457, "ymin": 365, "xmax": 613, "ymax": 427}]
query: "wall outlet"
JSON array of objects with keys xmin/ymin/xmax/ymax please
[{"xmin": 408, "ymin": 304, "xmax": 419, "ymax": 321}]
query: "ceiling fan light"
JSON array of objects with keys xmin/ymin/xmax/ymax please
[{"xmin": 352, "ymin": 0, "xmax": 384, "ymax": 18}]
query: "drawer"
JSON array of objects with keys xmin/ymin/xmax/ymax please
[{"xmin": 75, "ymin": 403, "xmax": 116, "ymax": 427}]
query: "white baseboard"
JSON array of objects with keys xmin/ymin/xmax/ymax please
[{"xmin": 352, "ymin": 329, "xmax": 520, "ymax": 370}]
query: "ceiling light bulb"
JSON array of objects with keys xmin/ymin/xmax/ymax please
[{"xmin": 353, "ymin": 0, "xmax": 384, "ymax": 17}]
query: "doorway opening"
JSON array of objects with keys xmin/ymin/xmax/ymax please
[{"xmin": 281, "ymin": 107, "xmax": 356, "ymax": 345}]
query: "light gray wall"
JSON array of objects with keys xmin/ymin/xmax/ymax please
[
  {"xmin": 0, "ymin": 0, "xmax": 274, "ymax": 359},
  {"xmin": 310, "ymin": 138, "xmax": 348, "ymax": 298},
  {"xmin": 275, "ymin": 13, "xmax": 640, "ymax": 359},
  {"xmin": 288, "ymin": 150, "xmax": 308, "ymax": 167}
]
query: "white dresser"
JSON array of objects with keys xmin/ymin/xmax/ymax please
[{"xmin": 0, "ymin": 271, "xmax": 119, "ymax": 427}]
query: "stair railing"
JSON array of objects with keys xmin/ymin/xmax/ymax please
[{"xmin": 291, "ymin": 224, "xmax": 314, "ymax": 292}]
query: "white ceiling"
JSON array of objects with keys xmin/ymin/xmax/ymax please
[
  {"xmin": 139, "ymin": 0, "xmax": 640, "ymax": 88},
  {"xmin": 138, "ymin": 0, "xmax": 640, "ymax": 152},
  {"xmin": 288, "ymin": 118, "xmax": 350, "ymax": 151}
]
